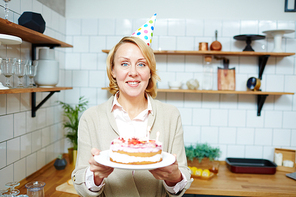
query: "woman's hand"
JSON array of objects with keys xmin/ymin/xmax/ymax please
[
  {"xmin": 149, "ymin": 154, "xmax": 182, "ymax": 186},
  {"xmin": 88, "ymin": 148, "xmax": 114, "ymax": 186}
]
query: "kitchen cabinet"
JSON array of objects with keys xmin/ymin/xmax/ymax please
[
  {"xmin": 102, "ymin": 49, "xmax": 295, "ymax": 116},
  {"xmin": 0, "ymin": 18, "xmax": 73, "ymax": 117}
]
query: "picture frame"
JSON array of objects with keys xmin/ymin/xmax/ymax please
[{"xmin": 285, "ymin": 0, "xmax": 296, "ymax": 12}]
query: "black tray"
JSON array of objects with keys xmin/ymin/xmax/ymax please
[{"xmin": 226, "ymin": 157, "xmax": 277, "ymax": 174}]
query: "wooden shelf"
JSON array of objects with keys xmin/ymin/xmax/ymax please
[
  {"xmin": 101, "ymin": 87, "xmax": 294, "ymax": 96},
  {"xmin": 102, "ymin": 50, "xmax": 295, "ymax": 57},
  {"xmin": 0, "ymin": 18, "xmax": 72, "ymax": 47},
  {"xmin": 0, "ymin": 87, "xmax": 72, "ymax": 95}
]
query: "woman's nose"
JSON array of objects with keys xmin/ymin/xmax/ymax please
[{"xmin": 128, "ymin": 65, "xmax": 138, "ymax": 76}]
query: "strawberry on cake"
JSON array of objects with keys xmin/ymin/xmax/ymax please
[{"xmin": 109, "ymin": 137, "xmax": 162, "ymax": 165}]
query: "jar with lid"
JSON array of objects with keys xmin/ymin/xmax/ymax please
[{"xmin": 202, "ymin": 56, "xmax": 213, "ymax": 90}]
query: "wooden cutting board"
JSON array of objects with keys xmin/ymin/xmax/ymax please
[{"xmin": 56, "ymin": 179, "xmax": 78, "ymax": 195}]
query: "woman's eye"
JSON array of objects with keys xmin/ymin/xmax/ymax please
[
  {"xmin": 121, "ymin": 63, "xmax": 129, "ymax": 67},
  {"xmin": 138, "ymin": 63, "xmax": 146, "ymax": 67}
]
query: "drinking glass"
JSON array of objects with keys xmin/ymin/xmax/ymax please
[
  {"xmin": 0, "ymin": 58, "xmax": 16, "ymax": 88},
  {"xmin": 15, "ymin": 59, "xmax": 28, "ymax": 88},
  {"xmin": 26, "ymin": 60, "xmax": 38, "ymax": 88},
  {"xmin": 4, "ymin": 181, "xmax": 20, "ymax": 197},
  {"xmin": 0, "ymin": 189, "xmax": 8, "ymax": 197},
  {"xmin": 3, "ymin": 0, "xmax": 11, "ymax": 20}
]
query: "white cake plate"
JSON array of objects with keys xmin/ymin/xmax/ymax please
[
  {"xmin": 262, "ymin": 29, "xmax": 295, "ymax": 52},
  {"xmin": 0, "ymin": 33, "xmax": 22, "ymax": 45},
  {"xmin": 0, "ymin": 34, "xmax": 22, "ymax": 89}
]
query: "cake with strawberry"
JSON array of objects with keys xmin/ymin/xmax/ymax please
[{"xmin": 109, "ymin": 137, "xmax": 162, "ymax": 165}]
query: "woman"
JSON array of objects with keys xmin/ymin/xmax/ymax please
[{"xmin": 72, "ymin": 36, "xmax": 192, "ymax": 196}]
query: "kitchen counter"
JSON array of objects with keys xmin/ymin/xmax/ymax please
[
  {"xmin": 17, "ymin": 158, "xmax": 296, "ymax": 196},
  {"xmin": 186, "ymin": 163, "xmax": 296, "ymax": 196}
]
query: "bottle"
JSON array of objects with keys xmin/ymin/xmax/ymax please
[{"xmin": 202, "ymin": 56, "xmax": 213, "ymax": 90}]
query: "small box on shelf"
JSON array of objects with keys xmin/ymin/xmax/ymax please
[{"xmin": 274, "ymin": 148, "xmax": 296, "ymax": 173}]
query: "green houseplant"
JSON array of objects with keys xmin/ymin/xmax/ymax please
[
  {"xmin": 57, "ymin": 96, "xmax": 88, "ymax": 163},
  {"xmin": 185, "ymin": 143, "xmax": 221, "ymax": 164}
]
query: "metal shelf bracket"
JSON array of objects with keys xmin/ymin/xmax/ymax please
[
  {"xmin": 31, "ymin": 91, "xmax": 60, "ymax": 117},
  {"xmin": 258, "ymin": 55, "xmax": 270, "ymax": 80},
  {"xmin": 257, "ymin": 94, "xmax": 268, "ymax": 116}
]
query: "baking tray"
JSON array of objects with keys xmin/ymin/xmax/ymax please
[{"xmin": 226, "ymin": 157, "xmax": 277, "ymax": 174}]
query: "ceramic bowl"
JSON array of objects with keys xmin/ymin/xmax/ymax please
[{"xmin": 168, "ymin": 81, "xmax": 182, "ymax": 89}]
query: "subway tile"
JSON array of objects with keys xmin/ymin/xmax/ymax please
[
  {"xmin": 98, "ymin": 53, "xmax": 108, "ymax": 71},
  {"xmin": 273, "ymin": 129, "xmax": 291, "ymax": 146},
  {"xmin": 97, "ymin": 89, "xmax": 110, "ymax": 105},
  {"xmin": 259, "ymin": 20, "xmax": 277, "ymax": 34},
  {"xmin": 201, "ymin": 94, "xmax": 219, "ymax": 108},
  {"xmin": 183, "ymin": 126, "xmax": 200, "ymax": 145},
  {"xmin": 193, "ymin": 108, "xmax": 210, "ymax": 126},
  {"xmin": 166, "ymin": 92, "xmax": 183, "ymax": 107},
  {"xmin": 292, "ymin": 130, "xmax": 296, "ymax": 146},
  {"xmin": 184, "ymin": 55, "xmax": 203, "ymax": 73},
  {"xmin": 115, "ymin": 18, "xmax": 132, "ymax": 36},
  {"xmin": 227, "ymin": 145, "xmax": 245, "ymax": 158},
  {"xmin": 90, "ymin": 36, "xmax": 106, "ymax": 53},
  {"xmin": 210, "ymin": 109, "xmax": 228, "ymax": 126},
  {"xmin": 237, "ymin": 128, "xmax": 254, "ymax": 145},
  {"xmin": 65, "ymin": 53, "xmax": 80, "ymax": 69},
  {"xmin": 229, "ymin": 110, "xmax": 246, "ymax": 127},
  {"xmin": 176, "ymin": 37, "xmax": 194, "ymax": 50},
  {"xmin": 204, "ymin": 20, "xmax": 222, "ymax": 39},
  {"xmin": 81, "ymin": 53, "xmax": 98, "ymax": 70},
  {"xmin": 240, "ymin": 20, "xmax": 258, "ymax": 34},
  {"xmin": 184, "ymin": 93, "xmax": 201, "ymax": 108},
  {"xmin": 72, "ymin": 70, "xmax": 89, "ymax": 87},
  {"xmin": 0, "ymin": 94, "xmax": 6, "ymax": 115},
  {"xmin": 20, "ymin": 93, "xmax": 30, "ymax": 112},
  {"xmin": 200, "ymin": 126, "xmax": 218, "ymax": 144},
  {"xmin": 238, "ymin": 56, "xmax": 257, "ymax": 74},
  {"xmin": 46, "ymin": 106, "xmax": 54, "ymax": 126},
  {"xmin": 276, "ymin": 56, "xmax": 294, "ymax": 74},
  {"xmin": 167, "ymin": 55, "xmax": 185, "ymax": 72},
  {"xmin": 168, "ymin": 19, "xmax": 186, "ymax": 36},
  {"xmin": 42, "ymin": 4, "xmax": 52, "ymax": 28},
  {"xmin": 89, "ymin": 70, "xmax": 106, "ymax": 87},
  {"xmin": 41, "ymin": 127, "xmax": 50, "ymax": 148},
  {"xmin": 246, "ymin": 110, "xmax": 264, "ymax": 128},
  {"xmin": 157, "ymin": 71, "xmax": 174, "ymax": 89},
  {"xmin": 186, "ymin": 19, "xmax": 203, "ymax": 36},
  {"xmin": 254, "ymin": 128, "xmax": 272, "ymax": 145},
  {"xmin": 14, "ymin": 111, "xmax": 26, "ymax": 137},
  {"xmin": 220, "ymin": 94, "xmax": 238, "ymax": 109},
  {"xmin": 285, "ymin": 38, "xmax": 296, "ymax": 53},
  {"xmin": 66, "ymin": 18, "xmax": 81, "ymax": 35},
  {"xmin": 0, "ymin": 141, "xmax": 6, "ymax": 168},
  {"xmin": 50, "ymin": 124, "xmax": 58, "ymax": 143},
  {"xmin": 13, "ymin": 157, "xmax": 26, "ymax": 182},
  {"xmin": 64, "ymin": 88, "xmax": 80, "ymax": 104},
  {"xmin": 73, "ymin": 36, "xmax": 89, "ymax": 53},
  {"xmin": 7, "ymin": 94, "xmax": 20, "ymax": 114},
  {"xmin": 266, "ymin": 75, "xmax": 284, "ymax": 92},
  {"xmin": 37, "ymin": 148, "xmax": 46, "ymax": 170},
  {"xmin": 155, "ymin": 55, "xmax": 167, "ymax": 72},
  {"xmin": 154, "ymin": 19, "xmax": 168, "ymax": 36},
  {"xmin": 277, "ymin": 21, "xmax": 295, "ymax": 38},
  {"xmin": 82, "ymin": 18, "xmax": 98, "ymax": 35},
  {"xmin": 274, "ymin": 95, "xmax": 293, "ymax": 111},
  {"xmin": 26, "ymin": 153, "xmax": 37, "ymax": 176},
  {"xmin": 218, "ymin": 127, "xmax": 236, "ymax": 144},
  {"xmin": 21, "ymin": 133, "xmax": 32, "ymax": 158},
  {"xmin": 245, "ymin": 146, "xmax": 263, "ymax": 158},
  {"xmin": 263, "ymin": 146, "xmax": 275, "ymax": 161},
  {"xmin": 51, "ymin": 10, "xmax": 60, "ymax": 32},
  {"xmin": 158, "ymin": 36, "xmax": 176, "ymax": 50},
  {"xmin": 0, "ymin": 114, "xmax": 14, "ymax": 142},
  {"xmin": 264, "ymin": 111, "xmax": 282, "ymax": 128},
  {"xmin": 26, "ymin": 111, "xmax": 37, "ymax": 133},
  {"xmin": 283, "ymin": 111, "xmax": 296, "ymax": 129},
  {"xmin": 222, "ymin": 20, "xmax": 240, "ymax": 37},
  {"xmin": 32, "ymin": 129, "xmax": 42, "ymax": 152},
  {"xmin": 179, "ymin": 108, "xmax": 192, "ymax": 125},
  {"xmin": 106, "ymin": 36, "xmax": 122, "ymax": 49},
  {"xmin": 99, "ymin": 18, "xmax": 115, "ymax": 35},
  {"xmin": 36, "ymin": 108, "xmax": 46, "ymax": 130},
  {"xmin": 81, "ymin": 88, "xmax": 97, "ymax": 105},
  {"xmin": 0, "ymin": 165, "xmax": 13, "ymax": 187},
  {"xmin": 217, "ymin": 145, "xmax": 227, "ymax": 161}
]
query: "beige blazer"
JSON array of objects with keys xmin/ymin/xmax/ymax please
[{"xmin": 72, "ymin": 95, "xmax": 192, "ymax": 197}]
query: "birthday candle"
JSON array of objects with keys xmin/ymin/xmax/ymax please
[{"xmin": 146, "ymin": 126, "xmax": 151, "ymax": 141}]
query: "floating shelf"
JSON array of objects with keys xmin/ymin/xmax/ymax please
[
  {"xmin": 0, "ymin": 87, "xmax": 73, "ymax": 117},
  {"xmin": 102, "ymin": 49, "xmax": 295, "ymax": 57}
]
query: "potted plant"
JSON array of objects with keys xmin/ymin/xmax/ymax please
[
  {"xmin": 185, "ymin": 143, "xmax": 221, "ymax": 168},
  {"xmin": 57, "ymin": 96, "xmax": 88, "ymax": 164},
  {"xmin": 54, "ymin": 154, "xmax": 67, "ymax": 170}
]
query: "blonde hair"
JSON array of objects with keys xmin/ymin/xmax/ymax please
[{"xmin": 106, "ymin": 36, "xmax": 160, "ymax": 98}]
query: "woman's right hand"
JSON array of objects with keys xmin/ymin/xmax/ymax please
[{"xmin": 88, "ymin": 148, "xmax": 114, "ymax": 186}]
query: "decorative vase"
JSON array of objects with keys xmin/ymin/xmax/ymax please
[
  {"xmin": 34, "ymin": 48, "xmax": 59, "ymax": 87},
  {"xmin": 73, "ymin": 150, "xmax": 77, "ymax": 166},
  {"xmin": 68, "ymin": 147, "xmax": 74, "ymax": 164},
  {"xmin": 54, "ymin": 158, "xmax": 67, "ymax": 170}
]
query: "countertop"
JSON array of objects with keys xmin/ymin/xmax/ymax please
[
  {"xmin": 186, "ymin": 164, "xmax": 296, "ymax": 196},
  {"xmin": 17, "ymin": 157, "xmax": 296, "ymax": 197}
]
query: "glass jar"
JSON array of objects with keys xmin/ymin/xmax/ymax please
[{"xmin": 202, "ymin": 56, "xmax": 213, "ymax": 90}]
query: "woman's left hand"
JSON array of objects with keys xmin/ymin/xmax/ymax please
[{"xmin": 149, "ymin": 154, "xmax": 182, "ymax": 186}]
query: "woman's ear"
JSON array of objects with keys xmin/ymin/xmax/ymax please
[{"xmin": 111, "ymin": 70, "xmax": 116, "ymax": 78}]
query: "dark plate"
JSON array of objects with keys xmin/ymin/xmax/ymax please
[
  {"xmin": 226, "ymin": 157, "xmax": 277, "ymax": 174},
  {"xmin": 233, "ymin": 34, "xmax": 265, "ymax": 41}
]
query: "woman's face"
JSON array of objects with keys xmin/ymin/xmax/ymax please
[{"xmin": 112, "ymin": 42, "xmax": 151, "ymax": 99}]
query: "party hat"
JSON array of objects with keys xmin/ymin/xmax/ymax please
[{"xmin": 131, "ymin": 13, "xmax": 157, "ymax": 46}]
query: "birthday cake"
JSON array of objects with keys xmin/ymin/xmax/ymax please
[{"xmin": 109, "ymin": 137, "xmax": 162, "ymax": 165}]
